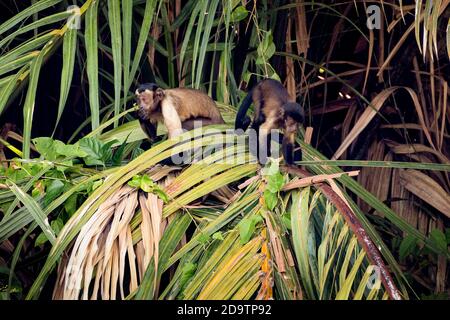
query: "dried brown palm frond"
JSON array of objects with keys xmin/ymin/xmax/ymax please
[
  {"xmin": 357, "ymin": 140, "xmax": 393, "ymax": 216},
  {"xmin": 52, "ymin": 165, "xmax": 184, "ymax": 300}
]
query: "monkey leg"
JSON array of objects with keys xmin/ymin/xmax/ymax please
[
  {"xmin": 275, "ymin": 133, "xmax": 301, "ymax": 164},
  {"xmin": 257, "ymin": 129, "xmax": 276, "ymax": 165},
  {"xmin": 247, "ymin": 121, "xmax": 261, "ymax": 164},
  {"xmin": 282, "ymin": 120, "xmax": 300, "ymax": 165},
  {"xmin": 258, "ymin": 118, "xmax": 277, "ymax": 165},
  {"xmin": 282, "ymin": 136, "xmax": 295, "ymax": 165}
]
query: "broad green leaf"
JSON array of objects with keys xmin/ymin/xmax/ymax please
[
  {"xmin": 267, "ymin": 171, "xmax": 285, "ymax": 193},
  {"xmin": 430, "ymin": 229, "xmax": 447, "ymax": 253},
  {"xmin": 44, "ymin": 180, "xmax": 65, "ymax": 206},
  {"xmin": 230, "ymin": 6, "xmax": 248, "ymax": 22},
  {"xmin": 127, "ymin": 175, "xmax": 142, "ymax": 188},
  {"xmin": 54, "ymin": 140, "xmax": 87, "ymax": 159},
  {"xmin": 212, "ymin": 232, "xmax": 224, "ymax": 241},
  {"xmin": 79, "ymin": 137, "xmax": 108, "ymax": 166},
  {"xmin": 238, "ymin": 214, "xmax": 262, "ymax": 244},
  {"xmin": 197, "ymin": 233, "xmax": 211, "ymax": 245},
  {"xmin": 140, "ymin": 174, "xmax": 156, "ymax": 192},
  {"xmin": 33, "ymin": 137, "xmax": 58, "ymax": 160},
  {"xmin": 111, "ymin": 138, "xmax": 129, "ymax": 166},
  {"xmin": 64, "ymin": 194, "xmax": 78, "ymax": 216},
  {"xmin": 5, "ymin": 165, "xmax": 52, "ymax": 218},
  {"xmin": 33, "ymin": 137, "xmax": 87, "ymax": 160},
  {"xmin": 263, "ymin": 189, "xmax": 278, "ymax": 211},
  {"xmin": 399, "ymin": 234, "xmax": 418, "ymax": 261},
  {"xmin": 179, "ymin": 262, "xmax": 197, "ymax": 292}
]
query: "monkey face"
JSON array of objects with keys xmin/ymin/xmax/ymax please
[
  {"xmin": 284, "ymin": 116, "xmax": 298, "ymax": 135},
  {"xmin": 135, "ymin": 84, "xmax": 164, "ymax": 119},
  {"xmin": 135, "ymin": 89, "xmax": 154, "ymax": 119}
]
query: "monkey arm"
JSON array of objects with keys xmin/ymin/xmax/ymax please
[
  {"xmin": 282, "ymin": 103, "xmax": 304, "ymax": 165},
  {"xmin": 161, "ymin": 98, "xmax": 183, "ymax": 138},
  {"xmin": 138, "ymin": 117, "xmax": 158, "ymax": 142},
  {"xmin": 282, "ymin": 135, "xmax": 295, "ymax": 165},
  {"xmin": 282, "ymin": 118, "xmax": 300, "ymax": 165},
  {"xmin": 257, "ymin": 118, "xmax": 278, "ymax": 165}
]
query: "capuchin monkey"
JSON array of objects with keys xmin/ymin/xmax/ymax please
[
  {"xmin": 235, "ymin": 79, "xmax": 304, "ymax": 165},
  {"xmin": 135, "ymin": 83, "xmax": 224, "ymax": 142}
]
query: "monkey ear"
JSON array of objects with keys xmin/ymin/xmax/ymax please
[{"xmin": 155, "ymin": 88, "xmax": 165, "ymax": 99}]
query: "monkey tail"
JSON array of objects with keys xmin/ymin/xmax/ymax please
[{"xmin": 234, "ymin": 90, "xmax": 253, "ymax": 131}]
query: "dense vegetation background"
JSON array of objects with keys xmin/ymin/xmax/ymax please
[{"xmin": 0, "ymin": 0, "xmax": 449, "ymax": 300}]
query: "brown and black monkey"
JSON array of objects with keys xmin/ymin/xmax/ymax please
[
  {"xmin": 235, "ymin": 79, "xmax": 304, "ymax": 165},
  {"xmin": 135, "ymin": 83, "xmax": 224, "ymax": 142}
]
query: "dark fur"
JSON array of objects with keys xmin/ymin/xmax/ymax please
[{"xmin": 235, "ymin": 79, "xmax": 304, "ymax": 165}]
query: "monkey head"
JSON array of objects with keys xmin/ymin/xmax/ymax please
[
  {"xmin": 284, "ymin": 116, "xmax": 298, "ymax": 136},
  {"xmin": 283, "ymin": 102, "xmax": 304, "ymax": 124},
  {"xmin": 135, "ymin": 83, "xmax": 165, "ymax": 120}
]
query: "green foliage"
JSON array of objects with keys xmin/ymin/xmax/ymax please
[
  {"xmin": 0, "ymin": 0, "xmax": 448, "ymax": 301},
  {"xmin": 238, "ymin": 214, "xmax": 263, "ymax": 244},
  {"xmin": 230, "ymin": 6, "xmax": 248, "ymax": 22},
  {"xmin": 43, "ymin": 180, "xmax": 65, "ymax": 206},
  {"xmin": 399, "ymin": 235, "xmax": 418, "ymax": 261},
  {"xmin": 212, "ymin": 231, "xmax": 224, "ymax": 241},
  {"xmin": 63, "ymin": 194, "xmax": 78, "ymax": 217},
  {"xmin": 0, "ymin": 266, "xmax": 22, "ymax": 300},
  {"xmin": 33, "ymin": 136, "xmax": 123, "ymax": 168},
  {"xmin": 78, "ymin": 137, "xmax": 117, "ymax": 167},
  {"xmin": 128, "ymin": 174, "xmax": 169, "ymax": 203},
  {"xmin": 263, "ymin": 161, "xmax": 285, "ymax": 211},
  {"xmin": 197, "ymin": 232, "xmax": 211, "ymax": 246},
  {"xmin": 429, "ymin": 229, "xmax": 448, "ymax": 253},
  {"xmin": 178, "ymin": 262, "xmax": 197, "ymax": 294},
  {"xmin": 263, "ymin": 189, "xmax": 278, "ymax": 211},
  {"xmin": 33, "ymin": 137, "xmax": 87, "ymax": 162},
  {"xmin": 35, "ymin": 218, "xmax": 63, "ymax": 247}
]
